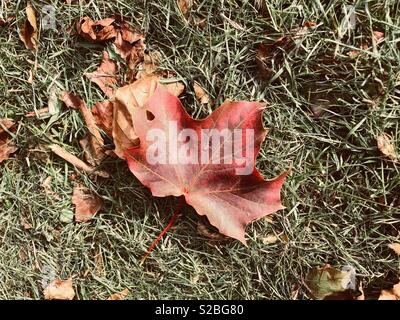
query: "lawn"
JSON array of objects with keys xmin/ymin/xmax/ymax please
[{"xmin": 0, "ymin": 0, "xmax": 399, "ymax": 299}]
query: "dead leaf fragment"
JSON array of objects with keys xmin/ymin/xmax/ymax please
[
  {"xmin": 49, "ymin": 144, "xmax": 109, "ymax": 178},
  {"xmin": 177, "ymin": 0, "xmax": 191, "ymax": 15},
  {"xmin": 72, "ymin": 183, "xmax": 103, "ymax": 222},
  {"xmin": 373, "ymin": 31, "xmax": 385, "ymax": 44},
  {"xmin": 197, "ymin": 221, "xmax": 226, "ymax": 240},
  {"xmin": 85, "ymin": 51, "xmax": 118, "ymax": 98},
  {"xmin": 107, "ymin": 288, "xmax": 130, "ymax": 300},
  {"xmin": 377, "ymin": 133, "xmax": 398, "ymax": 161},
  {"xmin": 193, "ymin": 82, "xmax": 210, "ymax": 104},
  {"xmin": 388, "ymin": 243, "xmax": 400, "ymax": 255},
  {"xmin": 43, "ymin": 278, "xmax": 75, "ymax": 300},
  {"xmin": 305, "ymin": 264, "xmax": 356, "ymax": 300},
  {"xmin": 60, "ymin": 91, "xmax": 84, "ymax": 109},
  {"xmin": 92, "ymin": 101, "xmax": 114, "ymax": 137},
  {"xmin": 262, "ymin": 234, "xmax": 279, "ymax": 244},
  {"xmin": 379, "ymin": 282, "xmax": 400, "ymax": 300},
  {"xmin": 19, "ymin": 3, "xmax": 38, "ymax": 51},
  {"xmin": 0, "ymin": 119, "xmax": 18, "ymax": 163}
]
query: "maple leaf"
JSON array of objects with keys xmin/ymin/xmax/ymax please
[{"xmin": 125, "ymin": 86, "xmax": 286, "ymax": 244}]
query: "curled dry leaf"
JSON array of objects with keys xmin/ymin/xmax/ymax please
[
  {"xmin": 60, "ymin": 91, "xmax": 84, "ymax": 109},
  {"xmin": 379, "ymin": 282, "xmax": 400, "ymax": 300},
  {"xmin": 107, "ymin": 288, "xmax": 130, "ymax": 300},
  {"xmin": 19, "ymin": 3, "xmax": 38, "ymax": 51},
  {"xmin": 0, "ymin": 119, "xmax": 18, "ymax": 163},
  {"xmin": 377, "ymin": 133, "xmax": 398, "ymax": 161},
  {"xmin": 388, "ymin": 243, "xmax": 400, "ymax": 255},
  {"xmin": 305, "ymin": 264, "xmax": 356, "ymax": 300},
  {"xmin": 43, "ymin": 278, "xmax": 75, "ymax": 300},
  {"xmin": 85, "ymin": 51, "xmax": 118, "ymax": 98},
  {"xmin": 49, "ymin": 144, "xmax": 109, "ymax": 178},
  {"xmin": 72, "ymin": 183, "xmax": 103, "ymax": 222},
  {"xmin": 92, "ymin": 100, "xmax": 115, "ymax": 137},
  {"xmin": 193, "ymin": 82, "xmax": 210, "ymax": 104},
  {"xmin": 112, "ymin": 75, "xmax": 185, "ymax": 158}
]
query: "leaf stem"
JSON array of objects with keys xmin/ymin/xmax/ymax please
[{"xmin": 140, "ymin": 196, "xmax": 185, "ymax": 264}]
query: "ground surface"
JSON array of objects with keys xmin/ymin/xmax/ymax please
[{"xmin": 0, "ymin": 0, "xmax": 399, "ymax": 299}]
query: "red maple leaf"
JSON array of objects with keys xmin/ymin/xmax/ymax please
[{"xmin": 125, "ymin": 86, "xmax": 287, "ymax": 244}]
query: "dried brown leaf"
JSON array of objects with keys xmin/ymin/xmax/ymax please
[
  {"xmin": 377, "ymin": 133, "xmax": 398, "ymax": 161},
  {"xmin": 92, "ymin": 100, "xmax": 115, "ymax": 137},
  {"xmin": 85, "ymin": 51, "xmax": 118, "ymax": 98},
  {"xmin": 378, "ymin": 282, "xmax": 400, "ymax": 300},
  {"xmin": 72, "ymin": 183, "xmax": 103, "ymax": 222},
  {"xmin": 193, "ymin": 82, "xmax": 210, "ymax": 104},
  {"xmin": 388, "ymin": 243, "xmax": 400, "ymax": 255},
  {"xmin": 49, "ymin": 144, "xmax": 109, "ymax": 178},
  {"xmin": 19, "ymin": 3, "xmax": 38, "ymax": 51},
  {"xmin": 107, "ymin": 289, "xmax": 130, "ymax": 300},
  {"xmin": 43, "ymin": 278, "xmax": 75, "ymax": 300},
  {"xmin": 0, "ymin": 119, "xmax": 17, "ymax": 163}
]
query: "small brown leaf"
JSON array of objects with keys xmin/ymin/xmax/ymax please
[
  {"xmin": 388, "ymin": 243, "xmax": 400, "ymax": 255},
  {"xmin": 0, "ymin": 15, "xmax": 15, "ymax": 27},
  {"xmin": 60, "ymin": 91, "xmax": 84, "ymax": 110},
  {"xmin": 19, "ymin": 3, "xmax": 38, "ymax": 51},
  {"xmin": 177, "ymin": 0, "xmax": 191, "ymax": 15},
  {"xmin": 49, "ymin": 144, "xmax": 109, "ymax": 178},
  {"xmin": 107, "ymin": 288, "xmax": 130, "ymax": 300},
  {"xmin": 373, "ymin": 31, "xmax": 385, "ymax": 44},
  {"xmin": 262, "ymin": 234, "xmax": 279, "ymax": 244},
  {"xmin": 379, "ymin": 282, "xmax": 400, "ymax": 300},
  {"xmin": 85, "ymin": 51, "xmax": 118, "ymax": 98},
  {"xmin": 92, "ymin": 101, "xmax": 115, "ymax": 137},
  {"xmin": 72, "ymin": 183, "xmax": 103, "ymax": 222},
  {"xmin": 193, "ymin": 82, "xmax": 210, "ymax": 104},
  {"xmin": 0, "ymin": 119, "xmax": 17, "ymax": 163},
  {"xmin": 43, "ymin": 278, "xmax": 75, "ymax": 300},
  {"xmin": 377, "ymin": 133, "xmax": 398, "ymax": 161}
]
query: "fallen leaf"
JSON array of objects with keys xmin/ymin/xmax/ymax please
[
  {"xmin": 0, "ymin": 119, "xmax": 18, "ymax": 163},
  {"xmin": 193, "ymin": 82, "xmax": 210, "ymax": 104},
  {"xmin": 43, "ymin": 278, "xmax": 75, "ymax": 300},
  {"xmin": 60, "ymin": 92, "xmax": 106, "ymax": 165},
  {"xmin": 85, "ymin": 51, "xmax": 118, "ymax": 98},
  {"xmin": 19, "ymin": 3, "xmax": 38, "ymax": 51},
  {"xmin": 177, "ymin": 0, "xmax": 192, "ymax": 15},
  {"xmin": 42, "ymin": 176, "xmax": 61, "ymax": 200},
  {"xmin": 388, "ymin": 243, "xmax": 400, "ymax": 255},
  {"xmin": 377, "ymin": 133, "xmax": 398, "ymax": 161},
  {"xmin": 379, "ymin": 282, "xmax": 400, "ymax": 300},
  {"xmin": 94, "ymin": 249, "xmax": 105, "ymax": 276},
  {"xmin": 373, "ymin": 31, "xmax": 385, "ymax": 44},
  {"xmin": 25, "ymin": 107, "xmax": 50, "ymax": 118},
  {"xmin": 112, "ymin": 75, "xmax": 184, "ymax": 158},
  {"xmin": 125, "ymin": 86, "xmax": 287, "ymax": 244},
  {"xmin": 92, "ymin": 100, "xmax": 115, "ymax": 137},
  {"xmin": 107, "ymin": 288, "xmax": 130, "ymax": 300},
  {"xmin": 60, "ymin": 91, "xmax": 84, "ymax": 109},
  {"xmin": 256, "ymin": 26, "xmax": 310, "ymax": 80},
  {"xmin": 262, "ymin": 234, "xmax": 279, "ymax": 244},
  {"xmin": 49, "ymin": 144, "xmax": 109, "ymax": 178},
  {"xmin": 0, "ymin": 15, "xmax": 15, "ymax": 27},
  {"xmin": 72, "ymin": 183, "xmax": 103, "ymax": 222},
  {"xmin": 305, "ymin": 265, "xmax": 356, "ymax": 300}
]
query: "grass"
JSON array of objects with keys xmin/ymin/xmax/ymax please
[{"xmin": 0, "ymin": 0, "xmax": 399, "ymax": 299}]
